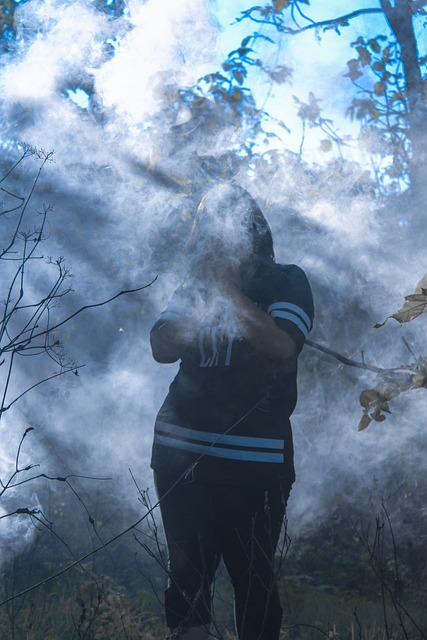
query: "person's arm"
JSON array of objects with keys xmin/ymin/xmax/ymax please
[
  {"xmin": 224, "ymin": 283, "xmax": 298, "ymax": 361},
  {"xmin": 150, "ymin": 314, "xmax": 199, "ymax": 364},
  {"xmin": 150, "ymin": 279, "xmax": 209, "ymax": 364}
]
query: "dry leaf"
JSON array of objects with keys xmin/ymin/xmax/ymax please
[
  {"xmin": 320, "ymin": 139, "xmax": 333, "ymax": 152},
  {"xmin": 375, "ymin": 273, "xmax": 427, "ymax": 327}
]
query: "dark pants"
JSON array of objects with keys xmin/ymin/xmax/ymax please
[{"xmin": 154, "ymin": 473, "xmax": 290, "ymax": 640}]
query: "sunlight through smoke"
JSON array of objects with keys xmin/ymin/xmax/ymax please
[
  {"xmin": 2, "ymin": 1, "xmax": 108, "ymax": 100},
  {"xmin": 96, "ymin": 0, "xmax": 219, "ymax": 122},
  {"xmin": 0, "ymin": 0, "xmax": 426, "ymax": 571}
]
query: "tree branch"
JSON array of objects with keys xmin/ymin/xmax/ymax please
[
  {"xmin": 238, "ymin": 7, "xmax": 384, "ymax": 35},
  {"xmin": 305, "ymin": 339, "xmax": 411, "ymax": 375},
  {"xmin": 410, "ymin": 0, "xmax": 427, "ymax": 13},
  {"xmin": 9, "ymin": 279, "xmax": 157, "ymax": 352},
  {"xmin": 0, "ymin": 364, "xmax": 85, "ymax": 417},
  {"xmin": 0, "ymin": 500, "xmax": 156, "ymax": 606}
]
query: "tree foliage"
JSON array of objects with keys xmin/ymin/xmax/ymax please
[
  {"xmin": 235, "ymin": 0, "xmax": 427, "ymax": 192},
  {"xmin": 0, "ymin": 0, "xmax": 20, "ymax": 40}
]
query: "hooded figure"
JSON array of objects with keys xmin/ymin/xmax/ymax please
[{"xmin": 150, "ymin": 183, "xmax": 314, "ymax": 640}]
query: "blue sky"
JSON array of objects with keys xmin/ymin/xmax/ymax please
[{"xmin": 210, "ymin": 0, "xmax": 391, "ymax": 159}]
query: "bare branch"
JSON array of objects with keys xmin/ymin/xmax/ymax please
[
  {"xmin": 0, "ymin": 505, "xmax": 154, "ymax": 606},
  {"xmin": 4, "ymin": 472, "xmax": 111, "ymax": 491},
  {"xmin": 0, "ymin": 364, "xmax": 85, "ymax": 417},
  {"xmin": 9, "ymin": 278, "xmax": 157, "ymax": 352},
  {"xmin": 0, "ymin": 187, "xmax": 25, "ymax": 216},
  {"xmin": 1, "ymin": 152, "xmax": 53, "ymax": 258},
  {"xmin": 1, "ymin": 509, "xmax": 101, "ymax": 587},
  {"xmin": 409, "ymin": 0, "xmax": 427, "ymax": 12},
  {"xmin": 0, "ymin": 147, "xmax": 34, "ymax": 185},
  {"xmin": 306, "ymin": 339, "xmax": 388, "ymax": 374},
  {"xmin": 15, "ymin": 426, "xmax": 33, "ymax": 473},
  {"xmin": 238, "ymin": 7, "xmax": 384, "ymax": 36},
  {"xmin": 0, "ymin": 400, "xmax": 285, "ymax": 605},
  {"xmin": 0, "ymin": 350, "xmax": 15, "ymax": 416}
]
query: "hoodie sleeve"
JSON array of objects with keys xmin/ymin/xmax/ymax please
[{"xmin": 266, "ymin": 264, "xmax": 314, "ymax": 353}]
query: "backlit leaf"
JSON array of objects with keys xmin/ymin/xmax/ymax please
[
  {"xmin": 383, "ymin": 46, "xmax": 392, "ymax": 62},
  {"xmin": 372, "ymin": 61, "xmax": 384, "ymax": 72},
  {"xmin": 367, "ymin": 102, "xmax": 381, "ymax": 120},
  {"xmin": 389, "ymin": 90, "xmax": 406, "ymax": 105},
  {"xmin": 368, "ymin": 38, "xmax": 381, "ymax": 53},
  {"xmin": 273, "ymin": 0, "xmax": 289, "ymax": 12},
  {"xmin": 266, "ymin": 64, "xmax": 292, "ymax": 84},
  {"xmin": 319, "ymin": 139, "xmax": 332, "ymax": 152},
  {"xmin": 373, "ymin": 81, "xmax": 386, "ymax": 95},
  {"xmin": 233, "ymin": 69, "xmax": 245, "ymax": 85},
  {"xmin": 344, "ymin": 59, "xmax": 363, "ymax": 81},
  {"xmin": 238, "ymin": 47, "xmax": 252, "ymax": 57},
  {"xmin": 230, "ymin": 87, "xmax": 243, "ymax": 101},
  {"xmin": 356, "ymin": 46, "xmax": 371, "ymax": 66}
]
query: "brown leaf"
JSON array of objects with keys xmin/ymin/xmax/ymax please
[
  {"xmin": 412, "ymin": 373, "xmax": 427, "ymax": 388},
  {"xmin": 389, "ymin": 90, "xmax": 406, "ymax": 105},
  {"xmin": 273, "ymin": 0, "xmax": 289, "ymax": 12},
  {"xmin": 233, "ymin": 69, "xmax": 245, "ymax": 85},
  {"xmin": 319, "ymin": 139, "xmax": 332, "ymax": 152},
  {"xmin": 360, "ymin": 388, "xmax": 380, "ymax": 409},
  {"xmin": 266, "ymin": 64, "xmax": 292, "ymax": 84},
  {"xmin": 373, "ymin": 409, "xmax": 386, "ymax": 422},
  {"xmin": 358, "ymin": 413, "xmax": 372, "ymax": 431},
  {"xmin": 368, "ymin": 38, "xmax": 381, "ymax": 53},
  {"xmin": 391, "ymin": 274, "xmax": 427, "ymax": 324},
  {"xmin": 373, "ymin": 61, "xmax": 384, "ymax": 72},
  {"xmin": 375, "ymin": 273, "xmax": 427, "ymax": 327},
  {"xmin": 356, "ymin": 46, "xmax": 371, "ymax": 66},
  {"xmin": 358, "ymin": 365, "xmax": 427, "ymax": 430},
  {"xmin": 344, "ymin": 59, "xmax": 363, "ymax": 81},
  {"xmin": 373, "ymin": 81, "xmax": 386, "ymax": 96}
]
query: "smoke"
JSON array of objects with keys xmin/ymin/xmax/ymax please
[{"xmin": 0, "ymin": 0, "xmax": 426, "ymax": 576}]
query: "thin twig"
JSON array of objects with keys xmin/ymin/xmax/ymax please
[
  {"xmin": 238, "ymin": 7, "xmax": 384, "ymax": 35},
  {"xmin": 9, "ymin": 280, "xmax": 157, "ymax": 351},
  {"xmin": 306, "ymin": 339, "xmax": 387, "ymax": 374},
  {"xmin": 0, "ymin": 397, "xmax": 267, "ymax": 606}
]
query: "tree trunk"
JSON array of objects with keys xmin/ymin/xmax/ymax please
[{"xmin": 381, "ymin": 0, "xmax": 427, "ymax": 197}]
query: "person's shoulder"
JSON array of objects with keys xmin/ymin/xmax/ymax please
[
  {"xmin": 273, "ymin": 263, "xmax": 310, "ymax": 283},
  {"xmin": 272, "ymin": 263, "xmax": 314, "ymax": 308}
]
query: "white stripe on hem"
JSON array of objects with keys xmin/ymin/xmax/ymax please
[
  {"xmin": 154, "ymin": 433, "xmax": 284, "ymax": 463},
  {"xmin": 156, "ymin": 421, "xmax": 284, "ymax": 449}
]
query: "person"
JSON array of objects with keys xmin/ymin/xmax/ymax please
[{"xmin": 150, "ymin": 183, "xmax": 314, "ymax": 640}]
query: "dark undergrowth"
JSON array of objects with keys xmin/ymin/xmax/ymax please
[{"xmin": 1, "ymin": 507, "xmax": 426, "ymax": 640}]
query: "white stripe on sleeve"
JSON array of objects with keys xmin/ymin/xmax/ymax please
[{"xmin": 267, "ymin": 301, "xmax": 311, "ymax": 335}]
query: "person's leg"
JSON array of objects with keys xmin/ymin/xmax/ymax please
[
  {"xmin": 154, "ymin": 473, "xmax": 221, "ymax": 636},
  {"xmin": 219, "ymin": 482, "xmax": 289, "ymax": 640},
  {"xmin": 166, "ymin": 626, "xmax": 210, "ymax": 640}
]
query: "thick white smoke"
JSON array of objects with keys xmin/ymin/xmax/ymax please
[{"xmin": 0, "ymin": 0, "xmax": 426, "ymax": 573}]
